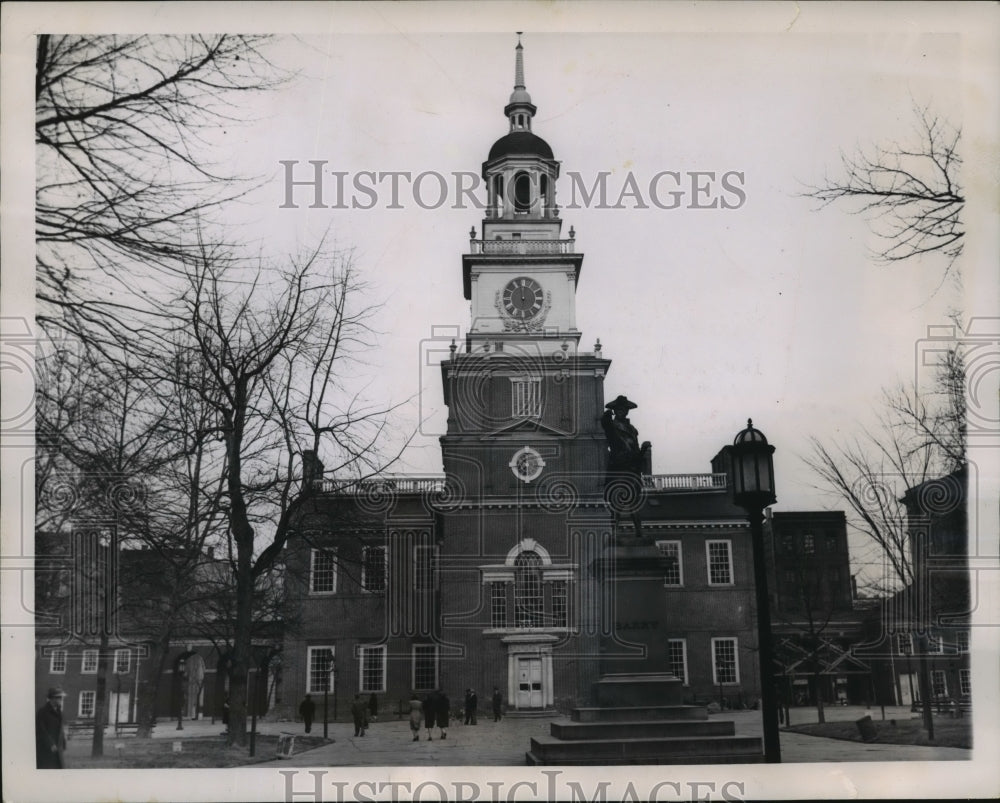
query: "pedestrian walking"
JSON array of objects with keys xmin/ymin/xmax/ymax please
[
  {"xmin": 435, "ymin": 689, "xmax": 450, "ymax": 739},
  {"xmin": 408, "ymin": 693, "xmax": 423, "ymax": 741},
  {"xmin": 492, "ymin": 686, "xmax": 503, "ymax": 722},
  {"xmin": 368, "ymin": 692, "xmax": 378, "ymax": 722},
  {"xmin": 423, "ymin": 691, "xmax": 438, "ymax": 740},
  {"xmin": 464, "ymin": 689, "xmax": 478, "ymax": 725},
  {"xmin": 36, "ymin": 687, "xmax": 67, "ymax": 769},
  {"xmin": 351, "ymin": 693, "xmax": 369, "ymax": 737},
  {"xmin": 299, "ymin": 694, "xmax": 316, "ymax": 734}
]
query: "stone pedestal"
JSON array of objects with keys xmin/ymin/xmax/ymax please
[{"xmin": 526, "ymin": 673, "xmax": 763, "ymax": 765}]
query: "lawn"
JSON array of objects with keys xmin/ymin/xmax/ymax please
[
  {"xmin": 66, "ymin": 734, "xmax": 331, "ymax": 768},
  {"xmin": 785, "ymin": 716, "xmax": 972, "ymax": 749}
]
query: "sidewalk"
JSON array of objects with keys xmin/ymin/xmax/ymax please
[{"xmin": 241, "ymin": 706, "xmax": 971, "ymax": 766}]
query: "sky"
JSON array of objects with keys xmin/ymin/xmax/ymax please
[
  {"xmin": 203, "ymin": 24, "xmax": 990, "ymax": 589},
  {"xmin": 2, "ymin": 3, "xmax": 999, "ymax": 800}
]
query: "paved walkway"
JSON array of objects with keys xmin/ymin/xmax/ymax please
[{"xmin": 217, "ymin": 705, "xmax": 969, "ymax": 766}]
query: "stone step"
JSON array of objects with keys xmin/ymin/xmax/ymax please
[
  {"xmin": 503, "ymin": 708, "xmax": 557, "ymax": 719},
  {"xmin": 572, "ymin": 705, "xmax": 708, "ymax": 723},
  {"xmin": 528, "ymin": 733, "xmax": 763, "ymax": 765},
  {"xmin": 525, "ymin": 748, "xmax": 765, "ymax": 766},
  {"xmin": 551, "ymin": 719, "xmax": 733, "ymax": 741}
]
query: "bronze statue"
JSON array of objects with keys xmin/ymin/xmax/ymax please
[{"xmin": 601, "ymin": 395, "xmax": 650, "ymax": 538}]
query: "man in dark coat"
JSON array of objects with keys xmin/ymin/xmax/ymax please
[
  {"xmin": 36, "ymin": 687, "xmax": 67, "ymax": 769},
  {"xmin": 464, "ymin": 689, "xmax": 478, "ymax": 725},
  {"xmin": 491, "ymin": 687, "xmax": 503, "ymax": 722},
  {"xmin": 299, "ymin": 694, "xmax": 316, "ymax": 734},
  {"xmin": 351, "ymin": 694, "xmax": 369, "ymax": 737}
]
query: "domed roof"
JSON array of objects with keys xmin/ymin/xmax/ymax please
[
  {"xmin": 488, "ymin": 130, "xmax": 554, "ymax": 161},
  {"xmin": 733, "ymin": 418, "xmax": 769, "ymax": 446},
  {"xmin": 508, "ymin": 87, "xmax": 533, "ymax": 105}
]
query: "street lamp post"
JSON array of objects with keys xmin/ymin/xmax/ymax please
[{"xmin": 729, "ymin": 419, "xmax": 781, "ymax": 764}]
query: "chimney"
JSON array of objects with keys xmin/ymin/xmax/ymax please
[
  {"xmin": 303, "ymin": 450, "xmax": 325, "ymax": 485},
  {"xmin": 640, "ymin": 442, "xmax": 652, "ymax": 475}
]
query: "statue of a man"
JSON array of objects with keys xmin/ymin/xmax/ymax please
[
  {"xmin": 601, "ymin": 395, "xmax": 651, "ymax": 538},
  {"xmin": 601, "ymin": 395, "xmax": 650, "ymax": 476}
]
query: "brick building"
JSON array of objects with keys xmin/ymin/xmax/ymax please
[
  {"xmin": 764, "ymin": 511, "xmax": 872, "ymax": 706},
  {"xmin": 862, "ymin": 466, "xmax": 971, "ymax": 709},
  {"xmin": 34, "ymin": 533, "xmax": 278, "ymax": 730},
  {"xmin": 279, "ymin": 40, "xmax": 765, "ymax": 720}
]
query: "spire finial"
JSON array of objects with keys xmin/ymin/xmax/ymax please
[{"xmin": 514, "ymin": 32, "xmax": 525, "ymax": 89}]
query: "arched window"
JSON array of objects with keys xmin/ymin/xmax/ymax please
[
  {"xmin": 514, "ymin": 172, "xmax": 532, "ymax": 213},
  {"xmin": 540, "ymin": 174, "xmax": 549, "ymax": 212},
  {"xmin": 514, "ymin": 550, "xmax": 543, "ymax": 627},
  {"xmin": 492, "ymin": 173, "xmax": 503, "ymax": 213}
]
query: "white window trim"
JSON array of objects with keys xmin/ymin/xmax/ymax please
[
  {"xmin": 49, "ymin": 649, "xmax": 67, "ymax": 674},
  {"xmin": 706, "ymin": 540, "xmax": 734, "ymax": 586},
  {"xmin": 551, "ymin": 579, "xmax": 569, "ymax": 628},
  {"xmin": 114, "ymin": 648, "xmax": 131, "ymax": 674},
  {"xmin": 928, "ymin": 635, "xmax": 945, "ymax": 654},
  {"xmin": 81, "ymin": 649, "xmax": 98, "ymax": 674},
  {"xmin": 490, "ymin": 582, "xmax": 508, "ymax": 629},
  {"xmin": 957, "ymin": 631, "xmax": 970, "ymax": 654},
  {"xmin": 959, "ymin": 668, "xmax": 971, "ymax": 696},
  {"xmin": 510, "ymin": 377, "xmax": 542, "ymax": 418},
  {"xmin": 411, "ymin": 644, "xmax": 439, "ymax": 692},
  {"xmin": 414, "ymin": 545, "xmax": 439, "ymax": 591},
  {"xmin": 309, "ymin": 548, "xmax": 338, "ymax": 595},
  {"xmin": 931, "ymin": 669, "xmax": 948, "ymax": 697},
  {"xmin": 79, "ymin": 690, "xmax": 96, "ymax": 718},
  {"xmin": 361, "ymin": 545, "xmax": 387, "ymax": 592},
  {"xmin": 306, "ymin": 645, "xmax": 336, "ymax": 694},
  {"xmin": 896, "ymin": 633, "xmax": 914, "ymax": 656},
  {"xmin": 711, "ymin": 637, "xmax": 740, "ymax": 685},
  {"xmin": 656, "ymin": 540, "xmax": 683, "ymax": 587},
  {"xmin": 358, "ymin": 645, "xmax": 387, "ymax": 693},
  {"xmin": 667, "ymin": 638, "xmax": 689, "ymax": 685}
]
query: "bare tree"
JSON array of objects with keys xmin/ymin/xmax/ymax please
[
  {"xmin": 772, "ymin": 561, "xmax": 839, "ymax": 725},
  {"xmin": 803, "ymin": 350, "xmax": 965, "ymax": 597},
  {"xmin": 803, "ymin": 104, "xmax": 963, "ymax": 281},
  {"xmin": 35, "ymin": 34, "xmax": 286, "ymax": 345},
  {"xmin": 35, "ymin": 348, "xmax": 173, "ymax": 755},
  {"xmin": 177, "ymin": 238, "xmax": 407, "ymax": 745},
  {"xmin": 35, "ymin": 339, "xmax": 232, "ymax": 744}
]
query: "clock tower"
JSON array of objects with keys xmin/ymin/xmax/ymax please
[
  {"xmin": 437, "ymin": 36, "xmax": 613, "ymax": 713},
  {"xmin": 462, "ymin": 34, "xmax": 582, "ymax": 356},
  {"xmin": 444, "ymin": 34, "xmax": 610, "ymax": 495}
]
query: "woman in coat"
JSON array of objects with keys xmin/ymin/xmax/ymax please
[
  {"xmin": 408, "ymin": 693, "xmax": 423, "ymax": 742},
  {"xmin": 423, "ymin": 691, "xmax": 438, "ymax": 740},
  {"xmin": 434, "ymin": 690, "xmax": 450, "ymax": 740}
]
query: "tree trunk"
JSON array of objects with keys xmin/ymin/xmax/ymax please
[
  {"xmin": 91, "ymin": 630, "xmax": 110, "ymax": 756},
  {"xmin": 137, "ymin": 628, "xmax": 173, "ymax": 737},
  {"xmin": 227, "ymin": 542, "xmax": 254, "ymax": 746},
  {"xmin": 814, "ymin": 670, "xmax": 826, "ymax": 724}
]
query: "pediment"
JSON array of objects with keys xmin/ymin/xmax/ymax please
[{"xmin": 482, "ymin": 417, "xmax": 569, "ymax": 438}]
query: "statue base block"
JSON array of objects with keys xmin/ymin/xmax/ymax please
[{"xmin": 526, "ymin": 673, "xmax": 763, "ymax": 765}]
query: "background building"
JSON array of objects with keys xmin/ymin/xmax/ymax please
[{"xmin": 279, "ymin": 41, "xmax": 765, "ymax": 720}]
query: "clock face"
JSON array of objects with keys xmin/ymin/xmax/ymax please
[{"xmin": 502, "ymin": 277, "xmax": 544, "ymax": 319}]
